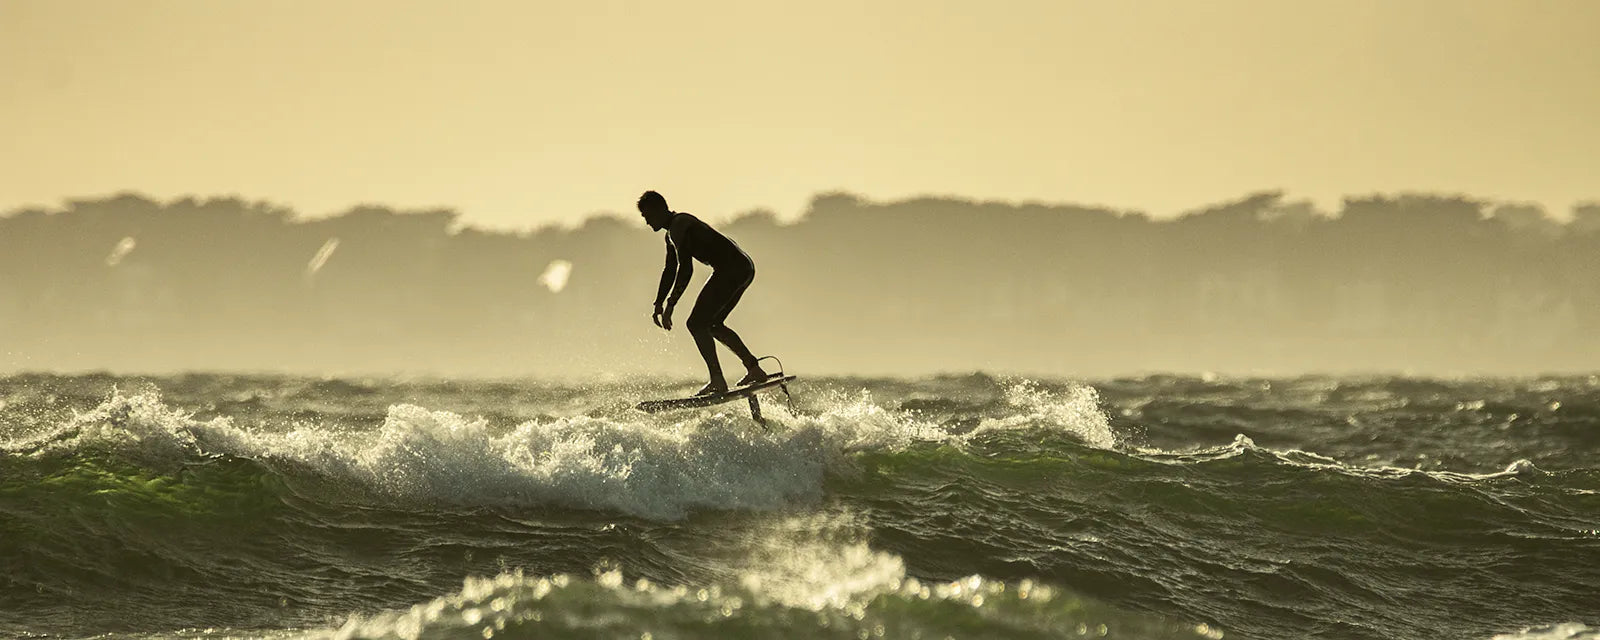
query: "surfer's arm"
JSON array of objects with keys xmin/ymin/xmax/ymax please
[
  {"xmin": 668, "ymin": 251, "xmax": 693, "ymax": 309},
  {"xmin": 654, "ymin": 241, "xmax": 677, "ymax": 310},
  {"xmin": 665, "ymin": 219, "xmax": 694, "ymax": 309}
]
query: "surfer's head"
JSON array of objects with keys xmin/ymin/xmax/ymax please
[{"xmin": 638, "ymin": 190, "xmax": 672, "ymax": 231}]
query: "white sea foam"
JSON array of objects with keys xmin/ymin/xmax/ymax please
[
  {"xmin": 7, "ymin": 382, "xmax": 1118, "ymax": 520},
  {"xmin": 1492, "ymin": 624, "xmax": 1600, "ymax": 640},
  {"xmin": 971, "ymin": 381, "xmax": 1117, "ymax": 448}
]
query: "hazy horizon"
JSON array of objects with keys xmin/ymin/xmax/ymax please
[
  {"xmin": 9, "ymin": 185, "xmax": 1598, "ymax": 235},
  {"xmin": 5, "ymin": 188, "xmax": 1597, "ymax": 378}
]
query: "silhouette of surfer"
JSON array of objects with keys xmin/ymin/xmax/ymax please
[{"xmin": 638, "ymin": 191, "xmax": 772, "ymax": 396}]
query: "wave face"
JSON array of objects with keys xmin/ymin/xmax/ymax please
[{"xmin": 1, "ymin": 373, "xmax": 1597, "ymax": 639}]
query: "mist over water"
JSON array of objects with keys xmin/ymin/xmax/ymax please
[
  {"xmin": 2, "ymin": 373, "xmax": 1597, "ymax": 639},
  {"xmin": 3, "ymin": 191, "xmax": 1598, "ymax": 376}
]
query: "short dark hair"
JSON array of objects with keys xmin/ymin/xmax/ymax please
[{"xmin": 637, "ymin": 190, "xmax": 667, "ymax": 212}]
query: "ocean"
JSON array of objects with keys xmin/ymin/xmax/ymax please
[{"xmin": 1, "ymin": 373, "xmax": 1597, "ymax": 639}]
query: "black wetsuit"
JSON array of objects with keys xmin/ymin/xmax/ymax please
[{"xmin": 656, "ymin": 212, "xmax": 760, "ymax": 384}]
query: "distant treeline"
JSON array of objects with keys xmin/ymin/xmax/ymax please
[{"xmin": 2, "ymin": 191, "xmax": 1597, "ymax": 376}]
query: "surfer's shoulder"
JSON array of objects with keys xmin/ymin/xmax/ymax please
[{"xmin": 667, "ymin": 212, "xmax": 703, "ymax": 237}]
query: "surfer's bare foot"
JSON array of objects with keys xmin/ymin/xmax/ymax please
[
  {"xmin": 693, "ymin": 381, "xmax": 727, "ymax": 396},
  {"xmin": 736, "ymin": 368, "xmax": 772, "ymax": 386}
]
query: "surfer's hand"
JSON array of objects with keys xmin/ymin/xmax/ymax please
[
  {"xmin": 651, "ymin": 306, "xmax": 665, "ymax": 329},
  {"xmin": 661, "ymin": 306, "xmax": 674, "ymax": 331}
]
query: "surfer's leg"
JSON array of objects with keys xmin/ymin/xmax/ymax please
[
  {"xmin": 706, "ymin": 268, "xmax": 766, "ymax": 384},
  {"xmin": 687, "ymin": 326, "xmax": 725, "ymax": 394},
  {"xmin": 712, "ymin": 325, "xmax": 758, "ymax": 369},
  {"xmin": 718, "ymin": 326, "xmax": 769, "ymax": 386},
  {"xmin": 687, "ymin": 272, "xmax": 739, "ymax": 393}
]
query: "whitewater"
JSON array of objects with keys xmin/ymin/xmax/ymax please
[{"xmin": 1, "ymin": 373, "xmax": 1597, "ymax": 639}]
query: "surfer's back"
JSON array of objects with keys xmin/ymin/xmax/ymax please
[{"xmin": 669, "ymin": 213, "xmax": 753, "ymax": 270}]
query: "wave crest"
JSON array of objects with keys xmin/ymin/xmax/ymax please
[{"xmin": 3, "ymin": 382, "xmax": 1119, "ymax": 521}]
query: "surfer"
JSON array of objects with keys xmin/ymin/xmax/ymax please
[{"xmin": 638, "ymin": 190, "xmax": 772, "ymax": 396}]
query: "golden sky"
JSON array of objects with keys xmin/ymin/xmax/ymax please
[{"xmin": 3, "ymin": 0, "xmax": 1597, "ymax": 228}]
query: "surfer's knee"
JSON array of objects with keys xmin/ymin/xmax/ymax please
[{"xmin": 685, "ymin": 313, "xmax": 716, "ymax": 334}]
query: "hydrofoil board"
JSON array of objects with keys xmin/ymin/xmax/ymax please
[{"xmin": 636, "ymin": 375, "xmax": 797, "ymax": 413}]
